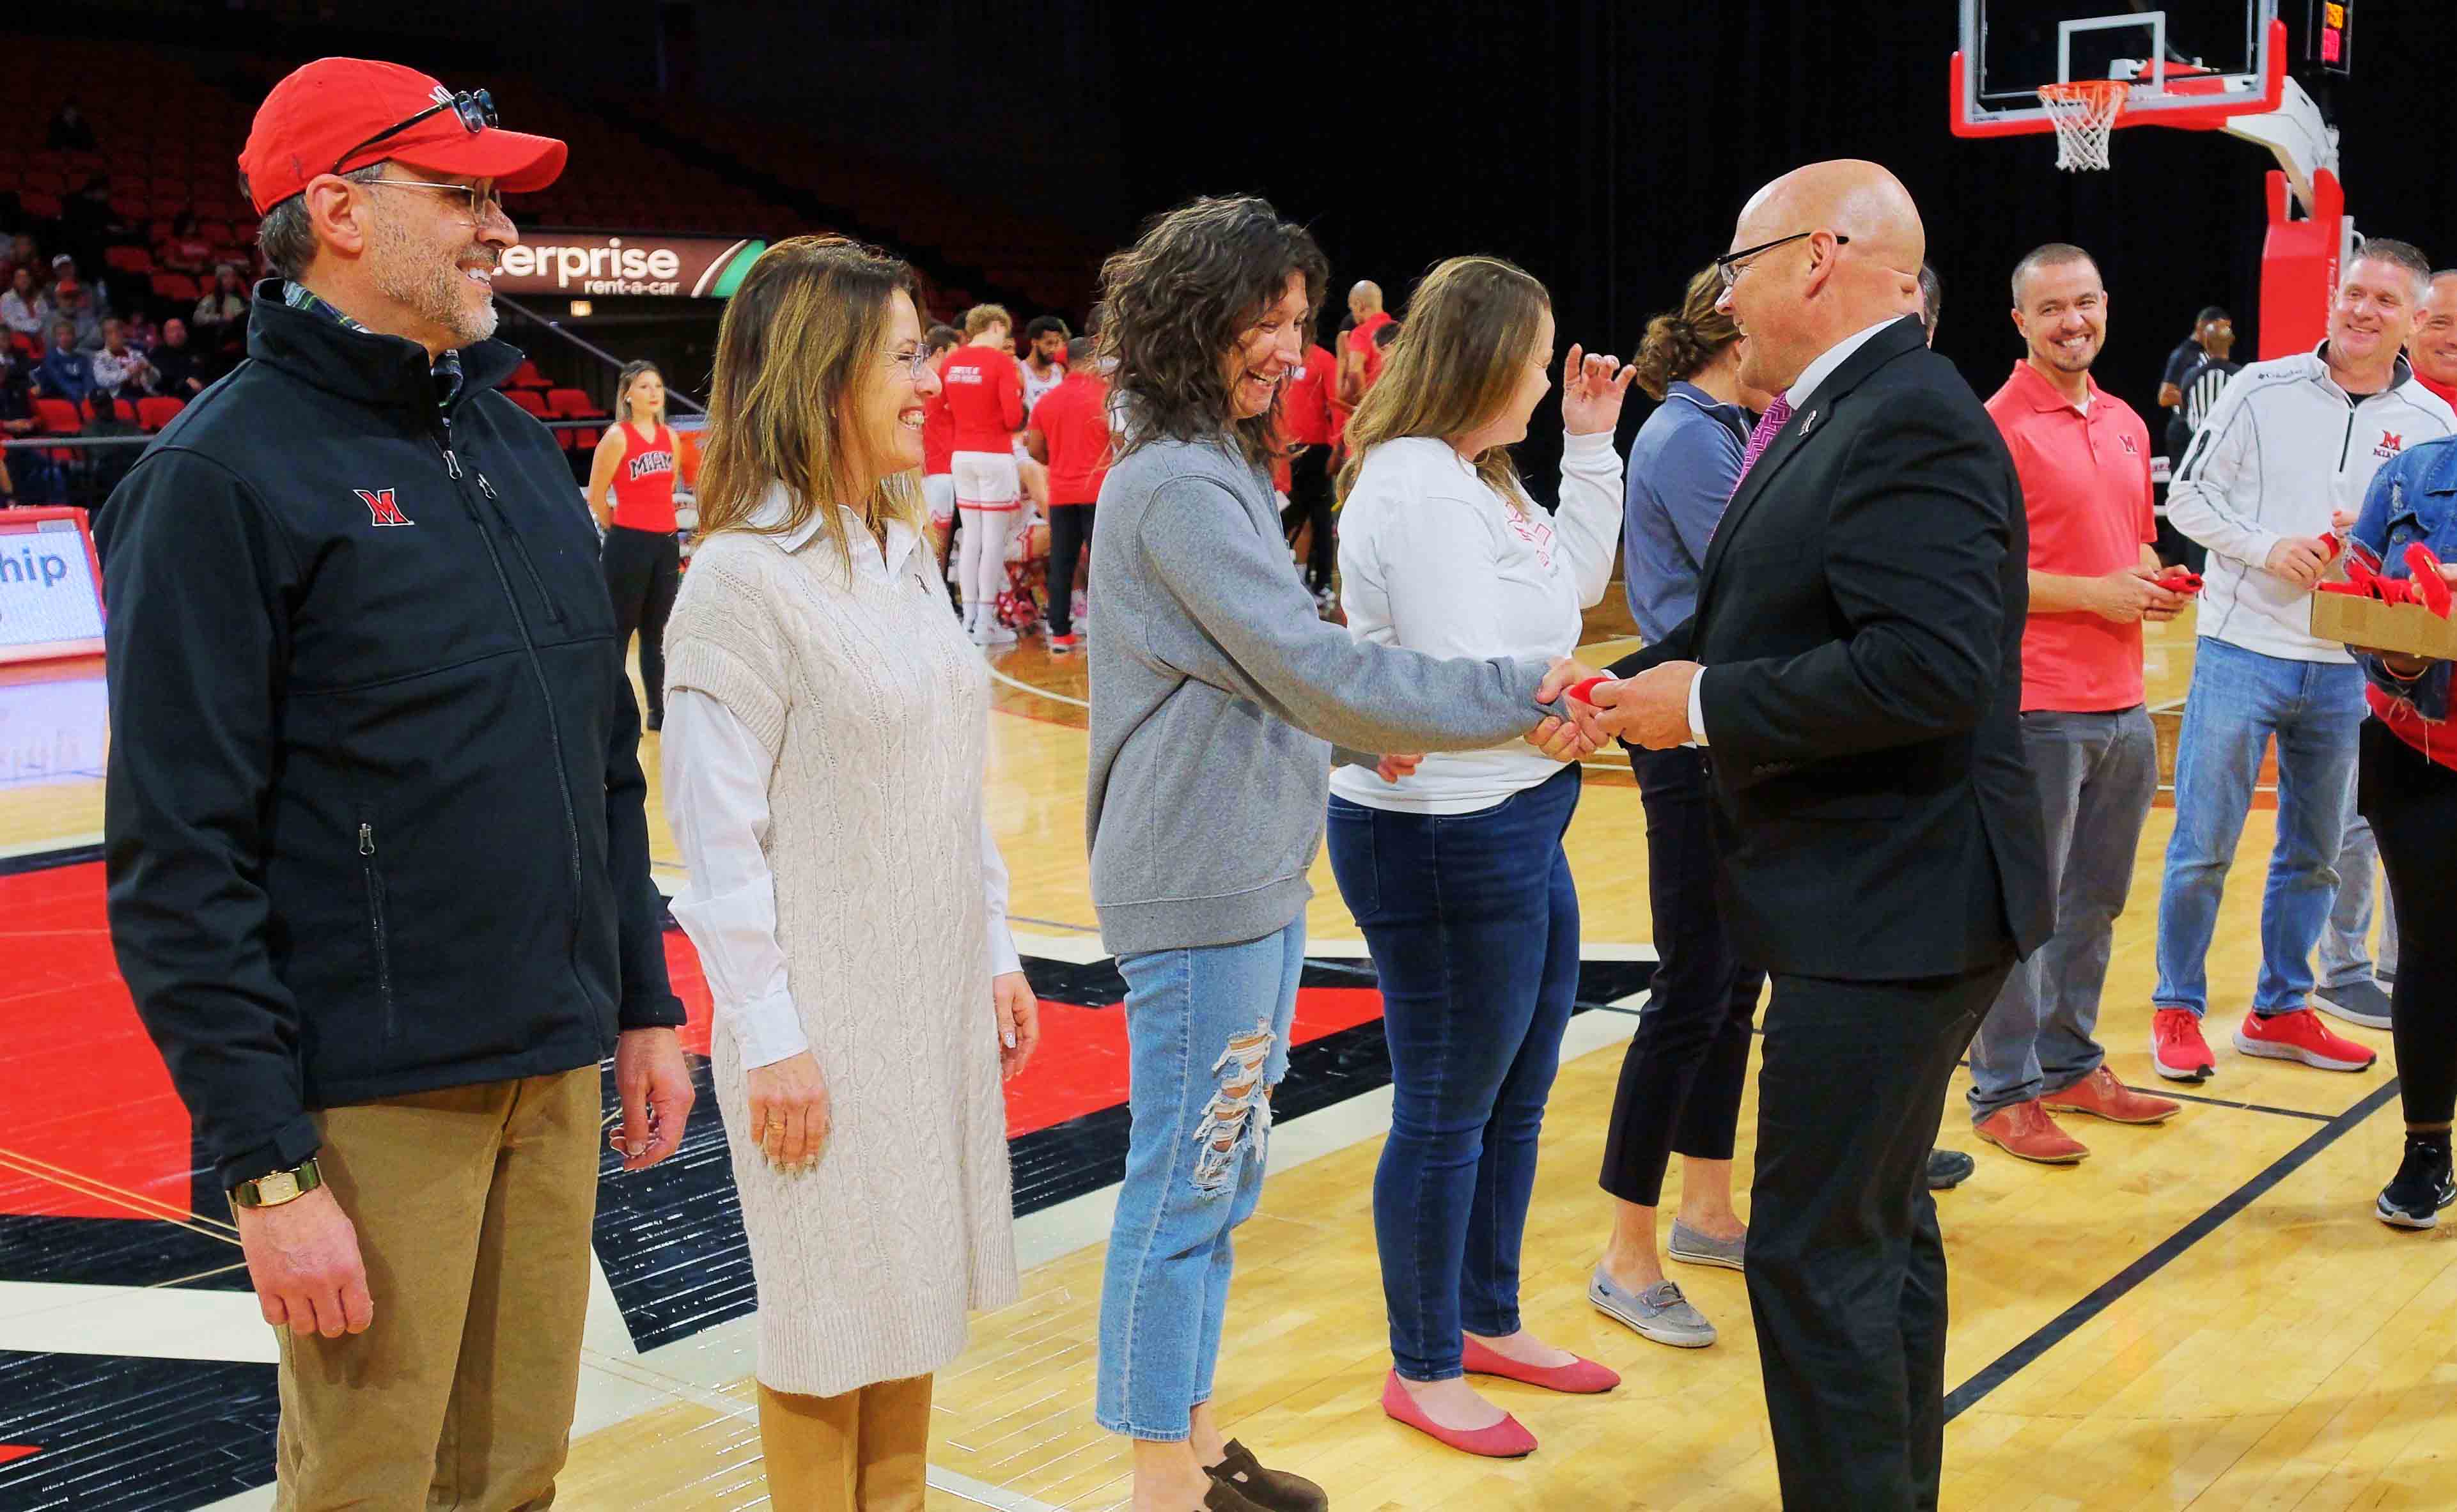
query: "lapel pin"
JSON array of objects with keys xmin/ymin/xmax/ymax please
[{"xmin": 1800, "ymin": 410, "xmax": 1819, "ymax": 434}]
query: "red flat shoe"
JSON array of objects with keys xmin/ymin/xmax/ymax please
[
  {"xmin": 1380, "ymin": 1371, "xmax": 1538, "ymax": 1458},
  {"xmin": 1460, "ymin": 1335, "xmax": 1621, "ymax": 1394}
]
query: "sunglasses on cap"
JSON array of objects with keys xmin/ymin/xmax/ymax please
[{"xmin": 332, "ymin": 88, "xmax": 497, "ymax": 176}]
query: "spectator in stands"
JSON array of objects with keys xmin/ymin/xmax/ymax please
[
  {"xmin": 52, "ymin": 254, "xmax": 113, "ymax": 322},
  {"xmin": 53, "ymin": 282, "xmax": 104, "ymax": 352},
  {"xmin": 84, "ymin": 389, "xmax": 145, "ymax": 497},
  {"xmin": 0, "ymin": 347, "xmax": 58, "ymax": 504},
  {"xmin": 6, "ymin": 233, "xmax": 40, "ymax": 276},
  {"xmin": 91, "ymin": 319, "xmax": 159, "ymax": 398},
  {"xmin": 59, "ymin": 176, "xmax": 123, "ymax": 270},
  {"xmin": 194, "ymin": 263, "xmax": 251, "ymax": 348},
  {"xmin": 1, "ymin": 268, "xmax": 49, "ymax": 339},
  {"xmin": 162, "ymin": 210, "xmax": 214, "ymax": 275},
  {"xmin": 150, "ymin": 317, "xmax": 207, "ymax": 398},
  {"xmin": 36, "ymin": 320, "xmax": 93, "ymax": 405},
  {"xmin": 122, "ymin": 307, "xmax": 160, "ymax": 351},
  {"xmin": 45, "ymin": 99, "xmax": 97, "ymax": 153}
]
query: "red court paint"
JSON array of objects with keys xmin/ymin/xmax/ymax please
[
  {"xmin": 4, "ymin": 862, "xmax": 1386, "ymax": 1222},
  {"xmin": 2, "ymin": 862, "xmax": 192, "ymax": 1220},
  {"xmin": 0, "ymin": 1444, "xmax": 40, "ymax": 1465},
  {"xmin": 660, "ymin": 930, "xmax": 1387, "ymax": 1137}
]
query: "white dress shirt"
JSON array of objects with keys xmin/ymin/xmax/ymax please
[
  {"xmin": 1688, "ymin": 316, "xmax": 1906, "ymax": 744},
  {"xmin": 664, "ymin": 497, "xmax": 1024, "ymax": 1070}
]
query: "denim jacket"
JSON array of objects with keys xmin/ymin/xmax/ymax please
[{"xmin": 2347, "ymin": 433, "xmax": 2457, "ymax": 721}]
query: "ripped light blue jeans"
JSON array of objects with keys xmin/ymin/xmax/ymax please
[{"xmin": 1096, "ymin": 922, "xmax": 1302, "ymax": 1440}]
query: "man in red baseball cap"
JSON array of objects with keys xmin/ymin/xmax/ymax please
[{"xmin": 101, "ymin": 58, "xmax": 692, "ymax": 1509}]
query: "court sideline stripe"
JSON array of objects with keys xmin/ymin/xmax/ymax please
[{"xmin": 1944, "ymin": 1076, "xmax": 2403, "ymax": 1420}]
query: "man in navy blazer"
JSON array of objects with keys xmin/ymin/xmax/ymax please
[{"xmin": 1589, "ymin": 160, "xmax": 2052, "ymax": 1510}]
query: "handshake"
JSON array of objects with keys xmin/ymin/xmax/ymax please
[{"xmin": 1372, "ymin": 657, "xmax": 1709, "ymax": 783}]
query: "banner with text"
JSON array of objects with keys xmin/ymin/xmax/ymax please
[{"xmin": 497, "ymin": 234, "xmax": 767, "ymax": 299}]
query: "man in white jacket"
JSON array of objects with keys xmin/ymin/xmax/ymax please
[{"xmin": 2151, "ymin": 240, "xmax": 2456, "ymax": 1083}]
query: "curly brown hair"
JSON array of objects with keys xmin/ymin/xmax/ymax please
[
  {"xmin": 1631, "ymin": 265, "xmax": 1743, "ymax": 403},
  {"xmin": 1095, "ymin": 194, "xmax": 1329, "ymax": 470}
]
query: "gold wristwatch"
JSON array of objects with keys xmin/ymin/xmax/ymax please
[{"xmin": 230, "ymin": 1157, "xmax": 324, "ymax": 1209}]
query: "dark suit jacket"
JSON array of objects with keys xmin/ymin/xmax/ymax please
[{"xmin": 1611, "ymin": 316, "xmax": 2051, "ymax": 981}]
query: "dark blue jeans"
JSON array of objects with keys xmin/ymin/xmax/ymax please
[{"xmin": 1326, "ymin": 765, "xmax": 1582, "ymax": 1382}]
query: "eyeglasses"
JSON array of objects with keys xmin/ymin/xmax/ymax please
[
  {"xmin": 334, "ymin": 88, "xmax": 497, "ymax": 176},
  {"xmin": 886, "ymin": 347, "xmax": 934, "ymax": 382},
  {"xmin": 1715, "ymin": 231, "xmax": 1851, "ymax": 291},
  {"xmin": 359, "ymin": 177, "xmax": 506, "ymax": 224}
]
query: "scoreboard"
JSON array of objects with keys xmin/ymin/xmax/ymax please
[{"xmin": 2309, "ymin": 0, "xmax": 2352, "ymax": 74}]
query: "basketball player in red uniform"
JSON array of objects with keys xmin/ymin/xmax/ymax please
[
  {"xmin": 921, "ymin": 322, "xmax": 963, "ymax": 575},
  {"xmin": 586, "ymin": 360, "xmax": 682, "ymax": 728},
  {"xmin": 942, "ymin": 304, "xmax": 1027, "ymax": 644}
]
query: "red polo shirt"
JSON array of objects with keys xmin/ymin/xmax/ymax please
[
  {"xmin": 1986, "ymin": 361, "xmax": 2158, "ymax": 713},
  {"xmin": 1281, "ymin": 343, "xmax": 1336, "ymax": 446},
  {"xmin": 2419, "ymin": 371, "xmax": 2457, "ymax": 411},
  {"xmin": 1032, "ymin": 370, "xmax": 1112, "ymax": 506}
]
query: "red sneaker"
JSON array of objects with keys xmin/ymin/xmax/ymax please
[
  {"xmin": 2233, "ymin": 1008, "xmax": 2378, "ymax": 1072},
  {"xmin": 2151, "ymin": 1008, "xmax": 2214, "ymax": 1082},
  {"xmin": 1048, "ymin": 632, "xmax": 1081, "ymax": 656}
]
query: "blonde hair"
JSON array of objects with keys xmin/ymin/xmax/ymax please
[
  {"xmin": 694, "ymin": 235, "xmax": 928, "ymax": 575},
  {"xmin": 962, "ymin": 302, "xmax": 1012, "ymax": 339},
  {"xmin": 616, "ymin": 359, "xmax": 664, "ymax": 425},
  {"xmin": 1631, "ymin": 265, "xmax": 1742, "ymax": 402},
  {"xmin": 1336, "ymin": 255, "xmax": 1547, "ymax": 511}
]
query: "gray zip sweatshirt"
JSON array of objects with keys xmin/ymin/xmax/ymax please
[{"xmin": 1086, "ymin": 432, "xmax": 1561, "ymax": 955}]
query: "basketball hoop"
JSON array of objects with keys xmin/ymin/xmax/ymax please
[{"xmin": 2036, "ymin": 80, "xmax": 2130, "ymax": 171}]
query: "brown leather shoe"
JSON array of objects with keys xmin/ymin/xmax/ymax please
[
  {"xmin": 2041, "ymin": 1065, "xmax": 2182, "ymax": 1125},
  {"xmin": 1974, "ymin": 1100, "xmax": 2089, "ymax": 1164},
  {"xmin": 1206, "ymin": 1440, "xmax": 1328, "ymax": 1512}
]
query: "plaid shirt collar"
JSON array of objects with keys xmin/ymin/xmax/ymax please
[{"xmin": 282, "ymin": 280, "xmax": 464, "ymax": 414}]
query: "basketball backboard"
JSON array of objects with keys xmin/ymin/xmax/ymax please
[{"xmin": 1953, "ymin": 2, "xmax": 2285, "ymax": 137}]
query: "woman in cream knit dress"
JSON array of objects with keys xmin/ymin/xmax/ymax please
[{"xmin": 661, "ymin": 235, "xmax": 1039, "ymax": 1508}]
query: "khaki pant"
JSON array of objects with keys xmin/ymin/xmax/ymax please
[
  {"xmin": 274, "ymin": 1065, "xmax": 602, "ymax": 1511},
  {"xmin": 758, "ymin": 1375, "xmax": 933, "ymax": 1511}
]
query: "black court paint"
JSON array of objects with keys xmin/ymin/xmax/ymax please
[{"xmin": 1944, "ymin": 1077, "xmax": 2405, "ymax": 1420}]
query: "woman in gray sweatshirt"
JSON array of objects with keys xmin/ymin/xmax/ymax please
[{"xmin": 1084, "ymin": 193, "xmax": 1599, "ymax": 1512}]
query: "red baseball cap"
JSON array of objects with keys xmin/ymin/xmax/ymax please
[{"xmin": 238, "ymin": 58, "xmax": 566, "ymax": 216}]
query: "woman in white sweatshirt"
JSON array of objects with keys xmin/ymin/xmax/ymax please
[{"xmin": 1328, "ymin": 254, "xmax": 1635, "ymax": 1457}]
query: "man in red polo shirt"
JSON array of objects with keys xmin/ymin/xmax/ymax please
[
  {"xmin": 1968, "ymin": 243, "xmax": 2185, "ymax": 1165},
  {"xmin": 1025, "ymin": 336, "xmax": 1110, "ymax": 653},
  {"xmin": 1338, "ymin": 279, "xmax": 1395, "ymax": 417},
  {"xmin": 1279, "ymin": 320, "xmax": 1339, "ymax": 602}
]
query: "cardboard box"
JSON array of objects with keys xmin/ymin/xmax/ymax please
[{"xmin": 2310, "ymin": 586, "xmax": 2457, "ymax": 660}]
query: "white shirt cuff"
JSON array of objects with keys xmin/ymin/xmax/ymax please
[{"xmin": 1687, "ymin": 666, "xmax": 1710, "ymax": 745}]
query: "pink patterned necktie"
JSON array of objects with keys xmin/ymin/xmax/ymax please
[{"xmin": 1730, "ymin": 393, "xmax": 1792, "ymax": 497}]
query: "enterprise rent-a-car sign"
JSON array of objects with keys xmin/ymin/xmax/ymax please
[{"xmin": 495, "ymin": 234, "xmax": 767, "ymax": 298}]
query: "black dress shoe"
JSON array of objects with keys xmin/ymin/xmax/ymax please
[
  {"xmin": 1207, "ymin": 1439, "xmax": 1328, "ymax": 1512},
  {"xmin": 1926, "ymin": 1148, "xmax": 1976, "ymax": 1190}
]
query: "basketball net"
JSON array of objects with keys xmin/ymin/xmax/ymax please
[{"xmin": 2037, "ymin": 80, "xmax": 2128, "ymax": 171}]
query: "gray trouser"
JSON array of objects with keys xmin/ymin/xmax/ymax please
[
  {"xmin": 1970, "ymin": 706, "xmax": 2158, "ymax": 1121},
  {"xmin": 2320, "ymin": 811, "xmax": 2401, "ymax": 986}
]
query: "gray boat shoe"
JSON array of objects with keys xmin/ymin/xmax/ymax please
[
  {"xmin": 1667, "ymin": 1219, "xmax": 1746, "ymax": 1272},
  {"xmin": 1589, "ymin": 1266, "xmax": 1716, "ymax": 1348}
]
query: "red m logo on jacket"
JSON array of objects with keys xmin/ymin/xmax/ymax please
[{"xmin": 355, "ymin": 488, "xmax": 412, "ymax": 527}]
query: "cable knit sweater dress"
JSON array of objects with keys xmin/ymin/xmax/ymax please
[{"xmin": 662, "ymin": 519, "xmax": 1019, "ymax": 1398}]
